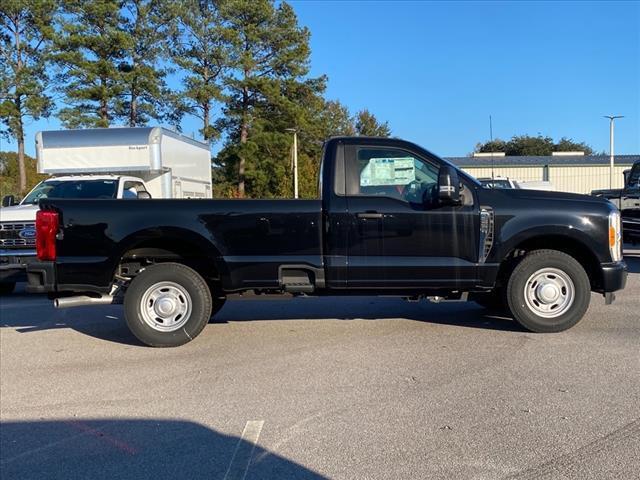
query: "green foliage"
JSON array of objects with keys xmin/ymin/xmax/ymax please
[
  {"xmin": 2, "ymin": 0, "xmax": 394, "ymax": 200},
  {"xmin": 167, "ymin": 0, "xmax": 230, "ymax": 140},
  {"xmin": 0, "ymin": 151, "xmax": 46, "ymax": 198},
  {"xmin": 354, "ymin": 109, "xmax": 391, "ymax": 137},
  {"xmin": 55, "ymin": 0, "xmax": 129, "ymax": 128},
  {"xmin": 216, "ymin": 0, "xmax": 325, "ymax": 197},
  {"xmin": 475, "ymin": 135, "xmax": 594, "ymax": 156},
  {"xmin": 0, "ymin": 0, "xmax": 56, "ymax": 193},
  {"xmin": 554, "ymin": 137, "xmax": 594, "ymax": 155},
  {"xmin": 115, "ymin": 0, "xmax": 175, "ymax": 127}
]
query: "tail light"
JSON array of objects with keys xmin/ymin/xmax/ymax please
[{"xmin": 36, "ymin": 210, "xmax": 59, "ymax": 261}]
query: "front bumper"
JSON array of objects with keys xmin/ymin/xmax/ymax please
[
  {"xmin": 600, "ymin": 261, "xmax": 628, "ymax": 294},
  {"xmin": 0, "ymin": 250, "xmax": 37, "ymax": 283},
  {"xmin": 26, "ymin": 261, "xmax": 56, "ymax": 294}
]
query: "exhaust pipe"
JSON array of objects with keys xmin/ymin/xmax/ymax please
[{"xmin": 54, "ymin": 295, "xmax": 121, "ymax": 309}]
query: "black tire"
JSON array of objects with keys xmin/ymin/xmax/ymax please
[
  {"xmin": 0, "ymin": 282, "xmax": 16, "ymax": 295},
  {"xmin": 124, "ymin": 263, "xmax": 212, "ymax": 347},
  {"xmin": 506, "ymin": 249, "xmax": 591, "ymax": 333}
]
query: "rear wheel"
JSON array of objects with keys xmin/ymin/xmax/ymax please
[
  {"xmin": 0, "ymin": 282, "xmax": 16, "ymax": 295},
  {"xmin": 506, "ymin": 249, "xmax": 590, "ymax": 333},
  {"xmin": 124, "ymin": 263, "xmax": 212, "ymax": 347}
]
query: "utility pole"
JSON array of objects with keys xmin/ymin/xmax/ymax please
[
  {"xmin": 604, "ymin": 115, "xmax": 624, "ymax": 189},
  {"xmin": 286, "ymin": 128, "xmax": 299, "ymax": 198},
  {"xmin": 489, "ymin": 115, "xmax": 494, "ymax": 181}
]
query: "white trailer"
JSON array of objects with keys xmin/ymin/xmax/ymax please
[{"xmin": 35, "ymin": 127, "xmax": 212, "ymax": 199}]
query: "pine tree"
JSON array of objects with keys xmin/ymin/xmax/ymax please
[
  {"xmin": 354, "ymin": 109, "xmax": 391, "ymax": 137},
  {"xmin": 219, "ymin": 0, "xmax": 317, "ymax": 197},
  {"xmin": 167, "ymin": 0, "xmax": 229, "ymax": 141},
  {"xmin": 0, "ymin": 0, "xmax": 56, "ymax": 194},
  {"xmin": 116, "ymin": 0, "xmax": 174, "ymax": 127},
  {"xmin": 55, "ymin": 0, "xmax": 129, "ymax": 128}
]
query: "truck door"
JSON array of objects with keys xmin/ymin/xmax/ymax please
[{"xmin": 343, "ymin": 144, "xmax": 479, "ymax": 288}]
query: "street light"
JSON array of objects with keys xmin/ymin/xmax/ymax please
[
  {"xmin": 604, "ymin": 115, "xmax": 624, "ymax": 189},
  {"xmin": 286, "ymin": 128, "xmax": 298, "ymax": 198}
]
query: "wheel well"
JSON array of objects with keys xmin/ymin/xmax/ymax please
[
  {"xmin": 119, "ymin": 238, "xmax": 222, "ymax": 293},
  {"xmin": 498, "ymin": 236, "xmax": 602, "ymax": 290}
]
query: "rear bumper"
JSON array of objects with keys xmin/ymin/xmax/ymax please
[
  {"xmin": 26, "ymin": 261, "xmax": 56, "ymax": 293},
  {"xmin": 600, "ymin": 261, "xmax": 628, "ymax": 293}
]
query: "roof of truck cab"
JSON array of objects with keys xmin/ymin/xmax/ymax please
[
  {"xmin": 36, "ymin": 127, "xmax": 209, "ymax": 150},
  {"xmin": 44, "ymin": 175, "xmax": 125, "ymax": 181}
]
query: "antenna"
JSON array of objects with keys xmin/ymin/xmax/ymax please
[{"xmin": 489, "ymin": 115, "xmax": 495, "ymax": 180}]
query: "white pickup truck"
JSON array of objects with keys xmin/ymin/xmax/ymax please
[
  {"xmin": 0, "ymin": 127, "xmax": 213, "ymax": 294},
  {"xmin": 0, "ymin": 174, "xmax": 153, "ymax": 294}
]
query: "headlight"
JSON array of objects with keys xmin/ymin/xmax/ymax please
[{"xmin": 608, "ymin": 210, "xmax": 622, "ymax": 262}]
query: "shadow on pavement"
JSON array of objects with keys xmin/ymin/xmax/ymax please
[
  {"xmin": 1, "ymin": 282, "xmax": 524, "ymax": 346},
  {"xmin": 0, "ymin": 418, "xmax": 325, "ymax": 480}
]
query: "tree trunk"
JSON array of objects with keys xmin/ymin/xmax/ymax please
[
  {"xmin": 203, "ymin": 101, "xmax": 210, "ymax": 141},
  {"xmin": 100, "ymin": 98, "xmax": 109, "ymax": 126},
  {"xmin": 17, "ymin": 127, "xmax": 27, "ymax": 195},
  {"xmin": 130, "ymin": 94, "xmax": 137, "ymax": 127},
  {"xmin": 14, "ymin": 95, "xmax": 27, "ymax": 194},
  {"xmin": 100, "ymin": 77, "xmax": 109, "ymax": 126},
  {"xmin": 238, "ymin": 83, "xmax": 249, "ymax": 198}
]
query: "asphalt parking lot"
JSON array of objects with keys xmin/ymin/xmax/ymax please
[{"xmin": 1, "ymin": 249, "xmax": 639, "ymax": 480}]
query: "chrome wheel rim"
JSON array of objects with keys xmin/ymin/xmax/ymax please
[
  {"xmin": 140, "ymin": 281, "xmax": 192, "ymax": 332},
  {"xmin": 524, "ymin": 268, "xmax": 575, "ymax": 318}
]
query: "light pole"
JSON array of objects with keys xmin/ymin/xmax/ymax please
[
  {"xmin": 604, "ymin": 115, "xmax": 624, "ymax": 189},
  {"xmin": 286, "ymin": 128, "xmax": 298, "ymax": 198}
]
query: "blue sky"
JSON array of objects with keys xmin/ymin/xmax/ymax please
[{"xmin": 2, "ymin": 0, "xmax": 639, "ymax": 157}]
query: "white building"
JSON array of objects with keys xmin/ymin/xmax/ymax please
[{"xmin": 445, "ymin": 154, "xmax": 639, "ymax": 194}]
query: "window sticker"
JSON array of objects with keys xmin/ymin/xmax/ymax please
[{"xmin": 360, "ymin": 157, "xmax": 416, "ymax": 186}]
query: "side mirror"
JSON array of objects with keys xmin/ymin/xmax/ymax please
[
  {"xmin": 137, "ymin": 191, "xmax": 152, "ymax": 199},
  {"xmin": 437, "ymin": 165, "xmax": 461, "ymax": 205},
  {"xmin": 2, "ymin": 195, "xmax": 16, "ymax": 207}
]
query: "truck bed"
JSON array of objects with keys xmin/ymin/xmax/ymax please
[{"xmin": 42, "ymin": 199, "xmax": 323, "ymax": 292}]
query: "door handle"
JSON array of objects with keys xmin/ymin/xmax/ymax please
[{"xmin": 357, "ymin": 212, "xmax": 383, "ymax": 219}]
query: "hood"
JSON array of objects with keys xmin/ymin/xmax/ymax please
[
  {"xmin": 496, "ymin": 188, "xmax": 613, "ymax": 206},
  {"xmin": 0, "ymin": 204, "xmax": 39, "ymax": 223}
]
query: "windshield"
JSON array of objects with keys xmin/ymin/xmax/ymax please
[
  {"xmin": 22, "ymin": 179, "xmax": 118, "ymax": 204},
  {"xmin": 480, "ymin": 179, "xmax": 513, "ymax": 189}
]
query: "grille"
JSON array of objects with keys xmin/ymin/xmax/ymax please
[
  {"xmin": 0, "ymin": 222, "xmax": 36, "ymax": 249},
  {"xmin": 0, "ymin": 223, "xmax": 34, "ymax": 231}
]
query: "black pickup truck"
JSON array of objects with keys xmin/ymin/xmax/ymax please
[
  {"xmin": 592, "ymin": 160, "xmax": 640, "ymax": 243},
  {"xmin": 28, "ymin": 137, "xmax": 627, "ymax": 347}
]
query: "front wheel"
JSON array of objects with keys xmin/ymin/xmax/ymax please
[
  {"xmin": 506, "ymin": 250, "xmax": 591, "ymax": 333},
  {"xmin": 124, "ymin": 263, "xmax": 212, "ymax": 347}
]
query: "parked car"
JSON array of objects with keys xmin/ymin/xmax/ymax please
[
  {"xmin": 592, "ymin": 160, "xmax": 640, "ymax": 243},
  {"xmin": 0, "ymin": 127, "xmax": 212, "ymax": 295},
  {"xmin": 516, "ymin": 180, "xmax": 556, "ymax": 191},
  {"xmin": 477, "ymin": 176, "xmax": 519, "ymax": 189},
  {"xmin": 28, "ymin": 137, "xmax": 627, "ymax": 346}
]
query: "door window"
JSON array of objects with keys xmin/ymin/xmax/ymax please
[{"xmin": 348, "ymin": 148, "xmax": 439, "ymax": 204}]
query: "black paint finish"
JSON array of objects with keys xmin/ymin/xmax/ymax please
[{"xmin": 36, "ymin": 137, "xmax": 626, "ymax": 297}]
